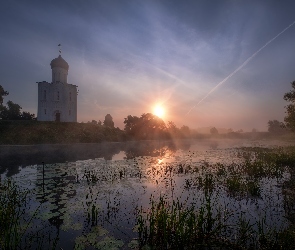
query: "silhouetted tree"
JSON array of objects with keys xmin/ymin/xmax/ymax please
[
  {"xmin": 284, "ymin": 81, "xmax": 295, "ymax": 131},
  {"xmin": 103, "ymin": 114, "xmax": 114, "ymax": 128},
  {"xmin": 0, "ymin": 85, "xmax": 9, "ymax": 105},
  {"xmin": 21, "ymin": 111, "xmax": 35, "ymax": 120},
  {"xmin": 124, "ymin": 113, "xmax": 168, "ymax": 140},
  {"xmin": 0, "ymin": 85, "xmax": 35, "ymax": 120},
  {"xmin": 124, "ymin": 115, "xmax": 140, "ymax": 136},
  {"xmin": 0, "ymin": 100, "xmax": 35, "ymax": 120},
  {"xmin": 210, "ymin": 127, "xmax": 218, "ymax": 135},
  {"xmin": 180, "ymin": 125, "xmax": 190, "ymax": 137},
  {"xmin": 268, "ymin": 120, "xmax": 286, "ymax": 134},
  {"xmin": 167, "ymin": 121, "xmax": 181, "ymax": 137}
]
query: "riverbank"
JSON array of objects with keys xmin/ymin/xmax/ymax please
[{"xmin": 0, "ymin": 120, "xmax": 126, "ymax": 144}]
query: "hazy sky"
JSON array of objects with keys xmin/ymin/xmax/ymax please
[{"xmin": 1, "ymin": 0, "xmax": 295, "ymax": 131}]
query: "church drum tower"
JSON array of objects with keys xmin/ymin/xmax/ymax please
[{"xmin": 37, "ymin": 54, "xmax": 78, "ymax": 122}]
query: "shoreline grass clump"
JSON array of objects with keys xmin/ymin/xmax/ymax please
[
  {"xmin": 0, "ymin": 179, "xmax": 29, "ymax": 249},
  {"xmin": 0, "ymin": 178, "xmax": 59, "ymax": 250},
  {"xmin": 136, "ymin": 192, "xmax": 237, "ymax": 249},
  {"xmin": 136, "ymin": 194, "xmax": 295, "ymax": 250}
]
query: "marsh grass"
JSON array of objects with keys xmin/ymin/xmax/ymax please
[
  {"xmin": 136, "ymin": 195, "xmax": 295, "ymax": 250},
  {"xmin": 0, "ymin": 179, "xmax": 59, "ymax": 250},
  {"xmin": 136, "ymin": 191, "xmax": 237, "ymax": 249},
  {"xmin": 136, "ymin": 146, "xmax": 295, "ymax": 249},
  {"xmin": 0, "ymin": 178, "xmax": 29, "ymax": 249}
]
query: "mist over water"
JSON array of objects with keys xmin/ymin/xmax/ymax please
[{"xmin": 0, "ymin": 139, "xmax": 292, "ymax": 177}]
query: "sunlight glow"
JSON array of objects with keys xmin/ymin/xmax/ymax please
[{"xmin": 153, "ymin": 105, "xmax": 165, "ymax": 118}]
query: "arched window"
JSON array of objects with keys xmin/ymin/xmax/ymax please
[
  {"xmin": 57, "ymin": 91, "xmax": 60, "ymax": 100},
  {"xmin": 44, "ymin": 109, "xmax": 46, "ymax": 115}
]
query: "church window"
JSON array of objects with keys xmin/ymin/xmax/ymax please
[
  {"xmin": 44, "ymin": 90, "xmax": 46, "ymax": 100},
  {"xmin": 44, "ymin": 109, "xmax": 46, "ymax": 114},
  {"xmin": 57, "ymin": 91, "xmax": 60, "ymax": 100}
]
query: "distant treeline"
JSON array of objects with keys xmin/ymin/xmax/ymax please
[{"xmin": 0, "ymin": 119, "xmax": 293, "ymax": 145}]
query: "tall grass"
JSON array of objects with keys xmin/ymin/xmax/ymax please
[
  {"xmin": 0, "ymin": 179, "xmax": 30, "ymax": 249},
  {"xmin": 136, "ymin": 146, "xmax": 295, "ymax": 250},
  {"xmin": 0, "ymin": 178, "xmax": 58, "ymax": 250},
  {"xmin": 136, "ymin": 190, "xmax": 237, "ymax": 249},
  {"xmin": 136, "ymin": 194, "xmax": 295, "ymax": 249}
]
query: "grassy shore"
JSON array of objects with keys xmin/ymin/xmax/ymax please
[{"xmin": 0, "ymin": 120, "xmax": 126, "ymax": 144}]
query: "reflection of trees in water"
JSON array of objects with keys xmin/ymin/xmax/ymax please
[
  {"xmin": 176, "ymin": 140, "xmax": 191, "ymax": 151},
  {"xmin": 209, "ymin": 141, "xmax": 219, "ymax": 150},
  {"xmin": 124, "ymin": 141, "xmax": 177, "ymax": 159},
  {"xmin": 35, "ymin": 163, "xmax": 77, "ymax": 229},
  {"xmin": 0, "ymin": 140, "xmax": 192, "ymax": 178},
  {"xmin": 0, "ymin": 143, "xmax": 122, "ymax": 177}
]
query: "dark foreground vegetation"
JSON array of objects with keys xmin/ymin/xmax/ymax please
[
  {"xmin": 136, "ymin": 147, "xmax": 295, "ymax": 249},
  {"xmin": 0, "ymin": 120, "xmax": 126, "ymax": 144},
  {"xmin": 1, "ymin": 146, "xmax": 295, "ymax": 249}
]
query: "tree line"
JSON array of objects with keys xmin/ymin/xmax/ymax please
[
  {"xmin": 1, "ymin": 81, "xmax": 295, "ymax": 136},
  {"xmin": 0, "ymin": 85, "xmax": 35, "ymax": 120},
  {"xmin": 267, "ymin": 81, "xmax": 295, "ymax": 134}
]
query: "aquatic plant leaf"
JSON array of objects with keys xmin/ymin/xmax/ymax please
[
  {"xmin": 94, "ymin": 236, "xmax": 124, "ymax": 250},
  {"xmin": 128, "ymin": 239, "xmax": 139, "ymax": 249},
  {"xmin": 92, "ymin": 225, "xmax": 109, "ymax": 237},
  {"xmin": 74, "ymin": 235, "xmax": 87, "ymax": 250}
]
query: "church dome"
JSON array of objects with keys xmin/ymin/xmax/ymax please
[{"xmin": 50, "ymin": 55, "xmax": 69, "ymax": 70}]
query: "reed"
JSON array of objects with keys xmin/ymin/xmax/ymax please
[
  {"xmin": 0, "ymin": 179, "xmax": 58, "ymax": 250},
  {"xmin": 136, "ymin": 197, "xmax": 295, "ymax": 249}
]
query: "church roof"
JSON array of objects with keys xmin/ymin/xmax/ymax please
[{"xmin": 50, "ymin": 55, "xmax": 69, "ymax": 70}]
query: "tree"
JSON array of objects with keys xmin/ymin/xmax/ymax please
[
  {"xmin": 123, "ymin": 113, "xmax": 168, "ymax": 139},
  {"xmin": 0, "ymin": 101, "xmax": 22, "ymax": 120},
  {"xmin": 180, "ymin": 125, "xmax": 190, "ymax": 137},
  {"xmin": 284, "ymin": 81, "xmax": 295, "ymax": 131},
  {"xmin": 210, "ymin": 127, "xmax": 218, "ymax": 135},
  {"xmin": 103, "ymin": 114, "xmax": 114, "ymax": 128},
  {"xmin": 124, "ymin": 115, "xmax": 140, "ymax": 135},
  {"xmin": 0, "ymin": 85, "xmax": 9, "ymax": 105},
  {"xmin": 167, "ymin": 121, "xmax": 181, "ymax": 137},
  {"xmin": 21, "ymin": 111, "xmax": 35, "ymax": 120},
  {"xmin": 267, "ymin": 120, "xmax": 286, "ymax": 134},
  {"xmin": 0, "ymin": 85, "xmax": 35, "ymax": 120}
]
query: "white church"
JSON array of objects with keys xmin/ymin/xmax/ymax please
[{"xmin": 37, "ymin": 53, "xmax": 78, "ymax": 122}]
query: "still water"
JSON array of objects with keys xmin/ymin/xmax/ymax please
[{"xmin": 0, "ymin": 139, "xmax": 294, "ymax": 249}]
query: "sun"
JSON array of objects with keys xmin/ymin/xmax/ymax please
[{"xmin": 153, "ymin": 105, "xmax": 165, "ymax": 118}]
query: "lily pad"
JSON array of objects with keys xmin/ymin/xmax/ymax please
[{"xmin": 94, "ymin": 236, "xmax": 124, "ymax": 250}]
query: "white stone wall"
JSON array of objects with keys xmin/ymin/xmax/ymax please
[{"xmin": 37, "ymin": 82, "xmax": 77, "ymax": 122}]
